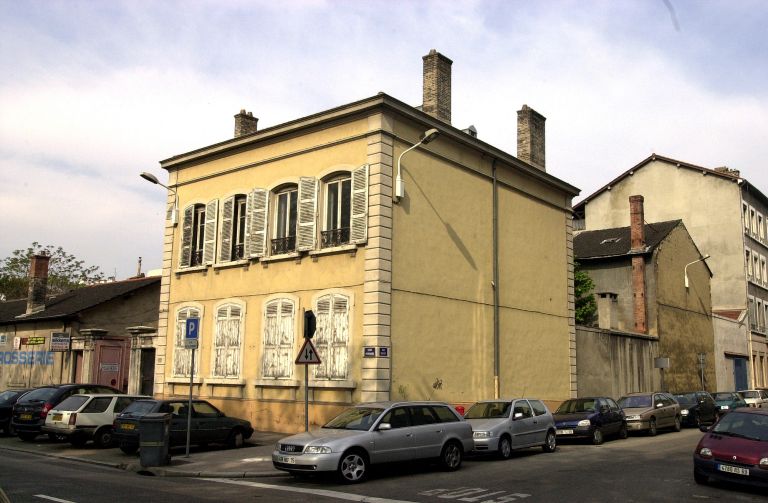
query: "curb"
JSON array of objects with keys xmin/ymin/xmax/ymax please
[
  {"xmin": 124, "ymin": 462, "xmax": 287, "ymax": 478},
  {"xmin": 0, "ymin": 445, "xmax": 123, "ymax": 470}
]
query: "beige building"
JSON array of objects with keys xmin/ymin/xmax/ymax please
[
  {"xmin": 575, "ymin": 155, "xmax": 768, "ymax": 391},
  {"xmin": 150, "ymin": 51, "xmax": 579, "ymax": 433}
]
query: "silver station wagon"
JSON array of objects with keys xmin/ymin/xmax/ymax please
[{"xmin": 272, "ymin": 401, "xmax": 474, "ymax": 483}]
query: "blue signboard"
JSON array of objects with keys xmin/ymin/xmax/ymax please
[{"xmin": 185, "ymin": 318, "xmax": 200, "ymax": 339}]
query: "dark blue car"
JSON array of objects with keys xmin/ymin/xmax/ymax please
[{"xmin": 553, "ymin": 397, "xmax": 627, "ymax": 445}]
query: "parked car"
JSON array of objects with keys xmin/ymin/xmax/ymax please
[
  {"xmin": 272, "ymin": 401, "xmax": 473, "ymax": 483},
  {"xmin": 42, "ymin": 394, "xmax": 150, "ymax": 447},
  {"xmin": 617, "ymin": 392, "xmax": 681, "ymax": 435},
  {"xmin": 0, "ymin": 389, "xmax": 32, "ymax": 435},
  {"xmin": 552, "ymin": 397, "xmax": 627, "ymax": 444},
  {"xmin": 738, "ymin": 389, "xmax": 768, "ymax": 408},
  {"xmin": 672, "ymin": 391, "xmax": 718, "ymax": 427},
  {"xmin": 12, "ymin": 384, "xmax": 122, "ymax": 441},
  {"xmin": 113, "ymin": 399, "xmax": 253, "ymax": 454},
  {"xmin": 693, "ymin": 407, "xmax": 768, "ymax": 488},
  {"xmin": 712, "ymin": 391, "xmax": 748, "ymax": 414},
  {"xmin": 464, "ymin": 398, "xmax": 557, "ymax": 457}
]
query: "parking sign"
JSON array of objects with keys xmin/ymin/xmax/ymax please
[{"xmin": 185, "ymin": 318, "xmax": 199, "ymax": 349}]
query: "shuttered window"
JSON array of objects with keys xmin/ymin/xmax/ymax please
[
  {"xmin": 180, "ymin": 204, "xmax": 206, "ymax": 268},
  {"xmin": 297, "ymin": 177, "xmax": 318, "ymax": 251},
  {"xmin": 272, "ymin": 186, "xmax": 298, "ymax": 255},
  {"xmin": 262, "ymin": 299, "xmax": 295, "ymax": 378},
  {"xmin": 321, "ymin": 165, "xmax": 368, "ymax": 248},
  {"xmin": 313, "ymin": 294, "xmax": 350, "ymax": 380},
  {"xmin": 248, "ymin": 189, "xmax": 269, "ymax": 258},
  {"xmin": 173, "ymin": 308, "xmax": 201, "ymax": 377},
  {"xmin": 213, "ymin": 304, "xmax": 242, "ymax": 378},
  {"xmin": 218, "ymin": 194, "xmax": 248, "ymax": 263},
  {"xmin": 203, "ymin": 199, "xmax": 218, "ymax": 265}
]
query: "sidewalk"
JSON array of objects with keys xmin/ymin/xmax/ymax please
[{"xmin": 0, "ymin": 430, "xmax": 289, "ymax": 478}]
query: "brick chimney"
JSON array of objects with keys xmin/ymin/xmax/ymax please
[
  {"xmin": 234, "ymin": 110, "xmax": 258, "ymax": 138},
  {"xmin": 26, "ymin": 254, "xmax": 50, "ymax": 314},
  {"xmin": 422, "ymin": 49, "xmax": 452, "ymax": 124},
  {"xmin": 629, "ymin": 195, "xmax": 647, "ymax": 333},
  {"xmin": 517, "ymin": 104, "xmax": 546, "ymax": 171}
]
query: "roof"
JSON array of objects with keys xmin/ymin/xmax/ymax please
[
  {"xmin": 574, "ymin": 154, "xmax": 768, "ymax": 214},
  {"xmin": 574, "ymin": 220, "xmax": 682, "ymax": 260},
  {"xmin": 0, "ymin": 276, "xmax": 160, "ymax": 324}
]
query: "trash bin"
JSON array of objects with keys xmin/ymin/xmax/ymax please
[{"xmin": 139, "ymin": 412, "xmax": 171, "ymax": 467}]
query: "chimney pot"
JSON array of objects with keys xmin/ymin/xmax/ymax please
[
  {"xmin": 517, "ymin": 104, "xmax": 546, "ymax": 171},
  {"xmin": 629, "ymin": 195, "xmax": 646, "ymax": 251},
  {"xmin": 422, "ymin": 49, "xmax": 452, "ymax": 124},
  {"xmin": 234, "ymin": 110, "xmax": 258, "ymax": 138},
  {"xmin": 26, "ymin": 253, "xmax": 50, "ymax": 314}
]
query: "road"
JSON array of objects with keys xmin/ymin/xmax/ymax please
[{"xmin": 0, "ymin": 429, "xmax": 764, "ymax": 502}]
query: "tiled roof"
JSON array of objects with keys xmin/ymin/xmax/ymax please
[
  {"xmin": 574, "ymin": 220, "xmax": 681, "ymax": 260},
  {"xmin": 0, "ymin": 276, "xmax": 160, "ymax": 324}
]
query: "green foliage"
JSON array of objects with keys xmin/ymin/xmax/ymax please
[
  {"xmin": 0, "ymin": 242, "xmax": 105, "ymax": 301},
  {"xmin": 575, "ymin": 262, "xmax": 597, "ymax": 325}
]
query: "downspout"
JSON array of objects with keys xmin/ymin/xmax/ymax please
[
  {"xmin": 492, "ymin": 159, "xmax": 500, "ymax": 399},
  {"xmin": 738, "ymin": 179, "xmax": 756, "ymax": 388}
]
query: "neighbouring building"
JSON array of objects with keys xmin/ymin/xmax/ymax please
[
  {"xmin": 150, "ymin": 50, "xmax": 580, "ymax": 433},
  {"xmin": 574, "ymin": 196, "xmax": 715, "ymax": 396},
  {"xmin": 574, "ymin": 154, "xmax": 768, "ymax": 391},
  {"xmin": 0, "ymin": 254, "xmax": 160, "ymax": 394}
]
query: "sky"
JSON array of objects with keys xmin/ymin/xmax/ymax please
[{"xmin": 1, "ymin": 0, "xmax": 766, "ymax": 280}]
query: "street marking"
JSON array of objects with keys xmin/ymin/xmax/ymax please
[
  {"xmin": 34, "ymin": 496, "xmax": 77, "ymax": 503},
  {"xmin": 204, "ymin": 478, "xmax": 417, "ymax": 502},
  {"xmin": 420, "ymin": 488, "xmax": 530, "ymax": 502},
  {"xmin": 240, "ymin": 457, "xmax": 270, "ymax": 462}
]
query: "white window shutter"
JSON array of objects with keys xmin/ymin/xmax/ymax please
[
  {"xmin": 248, "ymin": 189, "xmax": 268, "ymax": 258},
  {"xmin": 297, "ymin": 177, "xmax": 317, "ymax": 251},
  {"xmin": 218, "ymin": 196, "xmax": 234, "ymax": 263},
  {"xmin": 203, "ymin": 199, "xmax": 219, "ymax": 265},
  {"xmin": 350, "ymin": 164, "xmax": 369, "ymax": 244},
  {"xmin": 179, "ymin": 206, "xmax": 194, "ymax": 268}
]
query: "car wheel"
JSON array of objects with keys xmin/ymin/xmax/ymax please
[
  {"xmin": 440, "ymin": 441, "xmax": 463, "ymax": 471},
  {"xmin": 337, "ymin": 449, "xmax": 368, "ymax": 483},
  {"xmin": 227, "ymin": 428, "xmax": 244, "ymax": 449},
  {"xmin": 69, "ymin": 435, "xmax": 88, "ymax": 448},
  {"xmin": 119, "ymin": 442, "xmax": 139, "ymax": 455},
  {"xmin": 93, "ymin": 427, "xmax": 114, "ymax": 448},
  {"xmin": 618, "ymin": 423, "xmax": 628, "ymax": 440},
  {"xmin": 542, "ymin": 430, "xmax": 557, "ymax": 453},
  {"xmin": 648, "ymin": 418, "xmax": 657, "ymax": 436},
  {"xmin": 673, "ymin": 416, "xmax": 682, "ymax": 432},
  {"xmin": 694, "ymin": 469, "xmax": 708, "ymax": 485},
  {"xmin": 18, "ymin": 432, "xmax": 37, "ymax": 442},
  {"xmin": 591, "ymin": 428, "xmax": 604, "ymax": 445},
  {"xmin": 498, "ymin": 435, "xmax": 512, "ymax": 460}
]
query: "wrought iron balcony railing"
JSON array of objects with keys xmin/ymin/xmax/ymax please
[
  {"xmin": 271, "ymin": 236, "xmax": 297, "ymax": 255},
  {"xmin": 321, "ymin": 227, "xmax": 351, "ymax": 248}
]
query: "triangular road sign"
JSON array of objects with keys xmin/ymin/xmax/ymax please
[{"xmin": 295, "ymin": 338, "xmax": 322, "ymax": 364}]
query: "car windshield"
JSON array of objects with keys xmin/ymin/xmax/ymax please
[
  {"xmin": 121, "ymin": 401, "xmax": 158, "ymax": 415},
  {"xmin": 618, "ymin": 395, "xmax": 652, "ymax": 408},
  {"xmin": 741, "ymin": 391, "xmax": 759, "ymax": 398},
  {"xmin": 54, "ymin": 396, "xmax": 89, "ymax": 411},
  {"xmin": 712, "ymin": 411, "xmax": 768, "ymax": 441},
  {"xmin": 713, "ymin": 393, "xmax": 735, "ymax": 401},
  {"xmin": 555, "ymin": 399, "xmax": 596, "ymax": 414},
  {"xmin": 323, "ymin": 407, "xmax": 385, "ymax": 430},
  {"xmin": 0, "ymin": 391, "xmax": 20, "ymax": 404},
  {"xmin": 673, "ymin": 393, "xmax": 697, "ymax": 405},
  {"xmin": 464, "ymin": 402, "xmax": 511, "ymax": 419},
  {"xmin": 19, "ymin": 387, "xmax": 57, "ymax": 402}
]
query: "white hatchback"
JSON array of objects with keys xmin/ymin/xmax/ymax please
[{"xmin": 42, "ymin": 394, "xmax": 150, "ymax": 447}]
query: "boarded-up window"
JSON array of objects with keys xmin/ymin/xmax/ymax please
[
  {"xmin": 213, "ymin": 304, "xmax": 242, "ymax": 378},
  {"xmin": 173, "ymin": 307, "xmax": 201, "ymax": 377},
  {"xmin": 262, "ymin": 299, "xmax": 295, "ymax": 378},
  {"xmin": 313, "ymin": 293, "xmax": 349, "ymax": 380}
]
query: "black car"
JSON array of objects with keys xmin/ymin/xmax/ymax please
[
  {"xmin": 12, "ymin": 384, "xmax": 122, "ymax": 441},
  {"xmin": 0, "ymin": 389, "xmax": 32, "ymax": 435},
  {"xmin": 553, "ymin": 397, "xmax": 627, "ymax": 444},
  {"xmin": 673, "ymin": 391, "xmax": 718, "ymax": 427},
  {"xmin": 113, "ymin": 399, "xmax": 254, "ymax": 454}
]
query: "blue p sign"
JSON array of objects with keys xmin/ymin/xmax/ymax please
[{"xmin": 185, "ymin": 318, "xmax": 200, "ymax": 340}]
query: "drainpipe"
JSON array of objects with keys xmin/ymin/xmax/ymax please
[{"xmin": 492, "ymin": 159, "xmax": 500, "ymax": 399}]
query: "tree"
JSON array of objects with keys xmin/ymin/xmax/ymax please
[
  {"xmin": 0, "ymin": 243, "xmax": 105, "ymax": 301},
  {"xmin": 575, "ymin": 261, "xmax": 597, "ymax": 325}
]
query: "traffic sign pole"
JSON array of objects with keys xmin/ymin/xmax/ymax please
[{"xmin": 184, "ymin": 317, "xmax": 200, "ymax": 458}]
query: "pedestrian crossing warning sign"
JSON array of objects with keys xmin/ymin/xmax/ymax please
[{"xmin": 295, "ymin": 339, "xmax": 322, "ymax": 364}]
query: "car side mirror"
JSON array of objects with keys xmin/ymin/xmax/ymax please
[
  {"xmin": 656, "ymin": 403, "xmax": 664, "ymax": 408},
  {"xmin": 378, "ymin": 423, "xmax": 392, "ymax": 431},
  {"xmin": 513, "ymin": 412, "xmax": 524, "ymax": 420}
]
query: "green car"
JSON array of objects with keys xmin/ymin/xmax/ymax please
[{"xmin": 712, "ymin": 392, "xmax": 748, "ymax": 415}]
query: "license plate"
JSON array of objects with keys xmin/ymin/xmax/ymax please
[
  {"xmin": 557, "ymin": 429, "xmax": 574, "ymax": 435},
  {"xmin": 717, "ymin": 463, "xmax": 749, "ymax": 476},
  {"xmin": 120, "ymin": 423, "xmax": 136, "ymax": 430},
  {"xmin": 20, "ymin": 414, "xmax": 33, "ymax": 421},
  {"xmin": 277, "ymin": 455, "xmax": 296, "ymax": 464},
  {"xmin": 51, "ymin": 413, "xmax": 62, "ymax": 422}
]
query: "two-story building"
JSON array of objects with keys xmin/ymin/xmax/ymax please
[{"xmin": 150, "ymin": 50, "xmax": 580, "ymax": 433}]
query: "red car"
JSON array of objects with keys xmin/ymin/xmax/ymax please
[{"xmin": 693, "ymin": 408, "xmax": 768, "ymax": 488}]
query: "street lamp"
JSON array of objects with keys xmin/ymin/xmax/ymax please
[
  {"xmin": 684, "ymin": 254, "xmax": 710, "ymax": 288},
  {"xmin": 393, "ymin": 128, "xmax": 440, "ymax": 203},
  {"xmin": 140, "ymin": 172, "xmax": 178, "ymax": 226}
]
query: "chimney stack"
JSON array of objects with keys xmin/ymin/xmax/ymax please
[
  {"xmin": 629, "ymin": 195, "xmax": 647, "ymax": 333},
  {"xmin": 26, "ymin": 254, "xmax": 50, "ymax": 314},
  {"xmin": 234, "ymin": 110, "xmax": 258, "ymax": 138},
  {"xmin": 422, "ymin": 49, "xmax": 452, "ymax": 124},
  {"xmin": 517, "ymin": 104, "xmax": 546, "ymax": 171}
]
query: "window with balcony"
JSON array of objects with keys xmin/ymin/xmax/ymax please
[
  {"xmin": 313, "ymin": 293, "xmax": 350, "ymax": 380},
  {"xmin": 219, "ymin": 194, "xmax": 248, "ymax": 262},
  {"xmin": 262, "ymin": 298, "xmax": 295, "ymax": 379},
  {"xmin": 746, "ymin": 248, "xmax": 753, "ymax": 278},
  {"xmin": 212, "ymin": 304, "xmax": 243, "ymax": 378},
  {"xmin": 173, "ymin": 307, "xmax": 201, "ymax": 377},
  {"xmin": 759, "ymin": 213, "xmax": 765, "ymax": 241},
  {"xmin": 751, "ymin": 208, "xmax": 757, "ymax": 235},
  {"xmin": 743, "ymin": 202, "xmax": 750, "ymax": 231},
  {"xmin": 180, "ymin": 201, "xmax": 218, "ymax": 268},
  {"xmin": 320, "ymin": 165, "xmax": 368, "ymax": 249},
  {"xmin": 272, "ymin": 186, "xmax": 298, "ymax": 255}
]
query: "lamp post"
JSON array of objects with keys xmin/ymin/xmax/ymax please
[
  {"xmin": 684, "ymin": 254, "xmax": 710, "ymax": 289},
  {"xmin": 393, "ymin": 128, "xmax": 440, "ymax": 203},
  {"xmin": 140, "ymin": 172, "xmax": 178, "ymax": 226}
]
